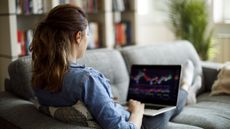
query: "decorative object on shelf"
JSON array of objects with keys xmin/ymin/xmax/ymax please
[{"xmin": 168, "ymin": 0, "xmax": 214, "ymax": 60}]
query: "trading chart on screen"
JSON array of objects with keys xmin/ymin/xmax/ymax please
[{"xmin": 128, "ymin": 67, "xmax": 181, "ymax": 104}]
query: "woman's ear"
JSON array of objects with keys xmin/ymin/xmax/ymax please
[{"xmin": 75, "ymin": 31, "xmax": 82, "ymax": 45}]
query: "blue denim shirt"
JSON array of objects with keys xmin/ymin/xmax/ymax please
[{"xmin": 34, "ymin": 63, "xmax": 136, "ymax": 129}]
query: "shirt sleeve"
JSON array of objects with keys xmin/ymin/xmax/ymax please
[{"xmin": 81, "ymin": 72, "xmax": 137, "ymax": 129}]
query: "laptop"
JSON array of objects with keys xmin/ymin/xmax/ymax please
[{"xmin": 126, "ymin": 64, "xmax": 182, "ymax": 116}]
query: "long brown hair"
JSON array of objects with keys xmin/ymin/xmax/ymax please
[{"xmin": 30, "ymin": 4, "xmax": 88, "ymax": 92}]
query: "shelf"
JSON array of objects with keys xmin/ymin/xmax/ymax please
[{"xmin": 0, "ymin": 0, "xmax": 137, "ymax": 90}]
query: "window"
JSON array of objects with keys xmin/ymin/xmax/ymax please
[{"xmin": 213, "ymin": 0, "xmax": 230, "ymax": 23}]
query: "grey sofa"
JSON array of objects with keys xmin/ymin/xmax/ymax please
[{"xmin": 0, "ymin": 41, "xmax": 229, "ymax": 129}]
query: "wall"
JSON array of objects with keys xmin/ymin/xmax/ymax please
[
  {"xmin": 135, "ymin": 0, "xmax": 175, "ymax": 45},
  {"xmin": 0, "ymin": 0, "xmax": 17, "ymax": 91},
  {"xmin": 135, "ymin": 0, "xmax": 230, "ymax": 63},
  {"xmin": 213, "ymin": 24, "xmax": 230, "ymax": 63}
]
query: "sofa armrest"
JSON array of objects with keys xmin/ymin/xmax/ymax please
[{"xmin": 201, "ymin": 61, "xmax": 223, "ymax": 92}]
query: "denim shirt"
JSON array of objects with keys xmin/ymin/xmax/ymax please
[{"xmin": 34, "ymin": 63, "xmax": 137, "ymax": 129}]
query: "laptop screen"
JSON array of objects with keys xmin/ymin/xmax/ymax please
[{"xmin": 127, "ymin": 65, "xmax": 181, "ymax": 106}]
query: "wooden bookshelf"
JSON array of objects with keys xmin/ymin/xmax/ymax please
[{"xmin": 0, "ymin": 0, "xmax": 137, "ymax": 91}]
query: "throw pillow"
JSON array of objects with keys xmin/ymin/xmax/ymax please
[
  {"xmin": 5, "ymin": 56, "xmax": 35, "ymax": 100},
  {"xmin": 31, "ymin": 98, "xmax": 101, "ymax": 129},
  {"xmin": 211, "ymin": 62, "xmax": 230, "ymax": 96}
]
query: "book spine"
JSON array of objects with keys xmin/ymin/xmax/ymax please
[
  {"xmin": 16, "ymin": 0, "xmax": 22, "ymax": 14},
  {"xmin": 88, "ymin": 22, "xmax": 100, "ymax": 49},
  {"xmin": 17, "ymin": 29, "xmax": 33, "ymax": 56},
  {"xmin": 26, "ymin": 30, "xmax": 33, "ymax": 55},
  {"xmin": 115, "ymin": 21, "xmax": 132, "ymax": 46},
  {"xmin": 24, "ymin": 0, "xmax": 30, "ymax": 15},
  {"xmin": 43, "ymin": 0, "xmax": 52, "ymax": 13}
]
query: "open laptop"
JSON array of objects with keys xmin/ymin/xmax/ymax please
[{"xmin": 126, "ymin": 64, "xmax": 182, "ymax": 116}]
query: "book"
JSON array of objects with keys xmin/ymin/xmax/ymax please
[
  {"xmin": 115, "ymin": 21, "xmax": 131, "ymax": 47},
  {"xmin": 15, "ymin": 0, "xmax": 100, "ymax": 14},
  {"xmin": 88, "ymin": 22, "xmax": 100, "ymax": 49},
  {"xmin": 113, "ymin": 0, "xmax": 125, "ymax": 12},
  {"xmin": 15, "ymin": 0, "xmax": 23, "ymax": 14},
  {"xmin": 17, "ymin": 30, "xmax": 26, "ymax": 56},
  {"xmin": 25, "ymin": 30, "xmax": 33, "ymax": 55},
  {"xmin": 115, "ymin": 22, "xmax": 126, "ymax": 46},
  {"xmin": 17, "ymin": 30, "xmax": 33, "ymax": 56}
]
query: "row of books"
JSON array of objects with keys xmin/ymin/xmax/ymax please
[
  {"xmin": 15, "ymin": 0, "xmax": 99, "ymax": 15},
  {"xmin": 16, "ymin": 22, "xmax": 101, "ymax": 56}
]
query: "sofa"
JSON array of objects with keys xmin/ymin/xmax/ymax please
[{"xmin": 0, "ymin": 41, "xmax": 229, "ymax": 129}]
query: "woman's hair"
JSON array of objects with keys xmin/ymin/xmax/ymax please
[{"xmin": 30, "ymin": 4, "xmax": 88, "ymax": 92}]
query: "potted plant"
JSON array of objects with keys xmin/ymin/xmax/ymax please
[{"xmin": 168, "ymin": 0, "xmax": 214, "ymax": 60}]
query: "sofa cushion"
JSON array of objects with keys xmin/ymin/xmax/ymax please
[
  {"xmin": 166, "ymin": 122, "xmax": 203, "ymax": 129},
  {"xmin": 77, "ymin": 49, "xmax": 129, "ymax": 103},
  {"xmin": 5, "ymin": 56, "xmax": 34, "ymax": 100},
  {"xmin": 211, "ymin": 62, "xmax": 230, "ymax": 95},
  {"xmin": 201, "ymin": 61, "xmax": 222, "ymax": 92},
  {"xmin": 172, "ymin": 93, "xmax": 230, "ymax": 129},
  {"xmin": 0, "ymin": 92, "xmax": 91, "ymax": 129},
  {"xmin": 0, "ymin": 91, "xmax": 204, "ymax": 129},
  {"xmin": 121, "ymin": 41, "xmax": 203, "ymax": 103},
  {"xmin": 5, "ymin": 49, "xmax": 130, "ymax": 103}
]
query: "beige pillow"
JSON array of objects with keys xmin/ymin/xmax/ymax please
[{"xmin": 211, "ymin": 62, "xmax": 230, "ymax": 96}]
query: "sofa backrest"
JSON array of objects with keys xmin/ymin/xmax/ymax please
[
  {"xmin": 120, "ymin": 40, "xmax": 202, "ymax": 88},
  {"xmin": 77, "ymin": 49, "xmax": 129, "ymax": 102},
  {"xmin": 5, "ymin": 40, "xmax": 203, "ymax": 103},
  {"xmin": 5, "ymin": 49, "xmax": 130, "ymax": 103}
]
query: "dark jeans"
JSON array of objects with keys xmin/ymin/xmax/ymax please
[{"xmin": 141, "ymin": 89, "xmax": 188, "ymax": 129}]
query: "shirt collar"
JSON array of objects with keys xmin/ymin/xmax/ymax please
[{"xmin": 69, "ymin": 62, "xmax": 85, "ymax": 68}]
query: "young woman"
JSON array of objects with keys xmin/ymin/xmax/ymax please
[{"xmin": 31, "ymin": 4, "xmax": 193, "ymax": 129}]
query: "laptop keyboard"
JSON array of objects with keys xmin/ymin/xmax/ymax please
[{"xmin": 145, "ymin": 105, "xmax": 165, "ymax": 110}]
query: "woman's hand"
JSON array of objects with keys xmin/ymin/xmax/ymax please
[
  {"xmin": 128, "ymin": 99, "xmax": 144, "ymax": 129},
  {"xmin": 128, "ymin": 99, "xmax": 145, "ymax": 114}
]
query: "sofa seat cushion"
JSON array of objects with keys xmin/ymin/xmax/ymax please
[
  {"xmin": 166, "ymin": 122, "xmax": 203, "ymax": 129},
  {"xmin": 0, "ymin": 92, "xmax": 92, "ymax": 129},
  {"xmin": 197, "ymin": 92, "xmax": 230, "ymax": 104},
  {"xmin": 172, "ymin": 93, "xmax": 230, "ymax": 129}
]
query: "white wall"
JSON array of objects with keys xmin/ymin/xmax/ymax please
[
  {"xmin": 135, "ymin": 0, "xmax": 230, "ymax": 63},
  {"xmin": 135, "ymin": 0, "xmax": 175, "ymax": 45}
]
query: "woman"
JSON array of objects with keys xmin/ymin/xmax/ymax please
[{"xmin": 31, "ymin": 4, "xmax": 193, "ymax": 129}]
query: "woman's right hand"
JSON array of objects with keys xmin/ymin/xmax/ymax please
[
  {"xmin": 128, "ymin": 99, "xmax": 145, "ymax": 114},
  {"xmin": 128, "ymin": 99, "xmax": 144, "ymax": 129}
]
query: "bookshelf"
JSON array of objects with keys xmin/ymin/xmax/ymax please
[{"xmin": 0, "ymin": 0, "xmax": 137, "ymax": 91}]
